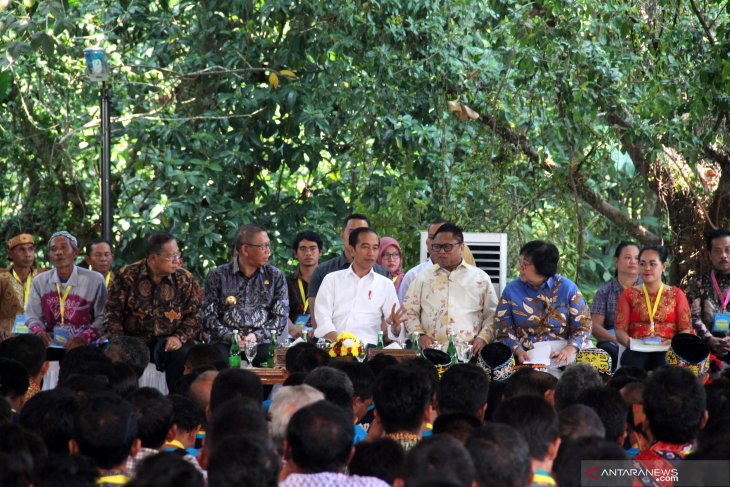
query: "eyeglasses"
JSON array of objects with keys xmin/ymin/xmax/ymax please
[
  {"xmin": 431, "ymin": 242, "xmax": 462, "ymax": 253},
  {"xmin": 159, "ymin": 253, "xmax": 183, "ymax": 262},
  {"xmin": 518, "ymin": 257, "xmax": 534, "ymax": 269},
  {"xmin": 245, "ymin": 242, "xmax": 272, "ymax": 251},
  {"xmin": 381, "ymin": 252, "xmax": 401, "ymax": 260}
]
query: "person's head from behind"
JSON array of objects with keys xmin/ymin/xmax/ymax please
[
  {"xmin": 0, "ymin": 423, "xmax": 48, "ymax": 487},
  {"xmin": 184, "ymin": 344, "xmax": 226, "ymax": 375},
  {"xmin": 0, "ymin": 334, "xmax": 47, "ymax": 382},
  {"xmin": 576, "ymin": 386, "xmax": 628, "ymax": 445},
  {"xmin": 558, "ymin": 404, "xmax": 605, "ymax": 441},
  {"xmin": 643, "ymin": 365, "xmax": 707, "ymax": 444},
  {"xmin": 467, "ymin": 423, "xmax": 532, "ymax": 487},
  {"xmin": 207, "ymin": 436, "xmax": 279, "ymax": 487},
  {"xmin": 167, "ymin": 394, "xmax": 203, "ymax": 449},
  {"xmin": 126, "ymin": 451, "xmax": 205, "ymax": 487},
  {"xmin": 373, "ymin": 364, "xmax": 432, "ymax": 434},
  {"xmin": 285, "ymin": 342, "xmax": 329, "ymax": 374},
  {"xmin": 437, "ymin": 363, "xmax": 489, "ymax": 419},
  {"xmin": 493, "ymin": 395, "xmax": 560, "ymax": 465},
  {"xmin": 203, "ymin": 397, "xmax": 269, "ymax": 469},
  {"xmin": 128, "ymin": 387, "xmax": 174, "ymax": 449},
  {"xmin": 330, "ymin": 361, "xmax": 376, "ymax": 422},
  {"xmin": 553, "ymin": 437, "xmax": 628, "ymax": 487},
  {"xmin": 111, "ymin": 362, "xmax": 140, "ymax": 397},
  {"xmin": 303, "ymin": 366, "xmax": 355, "ymax": 420},
  {"xmin": 209, "ymin": 368, "xmax": 263, "ymax": 414},
  {"xmin": 553, "ymin": 363, "xmax": 602, "ymax": 411},
  {"xmin": 432, "ymin": 413, "xmax": 483, "ymax": 444},
  {"xmin": 34, "ymin": 453, "xmax": 97, "ymax": 487},
  {"xmin": 285, "ymin": 400, "xmax": 354, "ymax": 473},
  {"xmin": 0, "ymin": 358, "xmax": 29, "ymax": 411},
  {"xmin": 103, "ymin": 336, "xmax": 150, "ymax": 379},
  {"xmin": 269, "ymin": 385, "xmax": 324, "ymax": 455},
  {"xmin": 187, "ymin": 370, "xmax": 218, "ymax": 421},
  {"xmin": 58, "ymin": 346, "xmax": 114, "ymax": 388},
  {"xmin": 72, "ymin": 392, "xmax": 139, "ymax": 470},
  {"xmin": 19, "ymin": 388, "xmax": 79, "ymax": 454},
  {"xmin": 396, "ymin": 435, "xmax": 476, "ymax": 487},
  {"xmin": 503, "ymin": 368, "xmax": 557, "ymax": 404},
  {"xmin": 349, "ymin": 438, "xmax": 405, "ymax": 485}
]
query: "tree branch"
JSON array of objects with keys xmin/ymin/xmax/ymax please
[{"xmin": 688, "ymin": 0, "xmax": 716, "ymax": 46}]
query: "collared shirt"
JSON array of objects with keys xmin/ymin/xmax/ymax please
[
  {"xmin": 685, "ymin": 272, "xmax": 730, "ymax": 338},
  {"xmin": 307, "ymin": 253, "xmax": 389, "ymax": 298},
  {"xmin": 0, "ymin": 266, "xmax": 44, "ymax": 333},
  {"xmin": 314, "ymin": 266, "xmax": 399, "ymax": 346},
  {"xmin": 397, "ymin": 258, "xmax": 434, "ymax": 303},
  {"xmin": 287, "ymin": 269, "xmax": 309, "ymax": 322},
  {"xmin": 495, "ymin": 275, "xmax": 591, "ymax": 351},
  {"xmin": 280, "ymin": 472, "xmax": 389, "ymax": 487},
  {"xmin": 125, "ymin": 447, "xmax": 158, "ymax": 477},
  {"xmin": 591, "ymin": 277, "xmax": 641, "ymax": 331},
  {"xmin": 26, "ymin": 266, "xmax": 107, "ymax": 343},
  {"xmin": 201, "ymin": 259, "xmax": 288, "ymax": 343},
  {"xmin": 403, "ymin": 261, "xmax": 497, "ymax": 345},
  {"xmin": 103, "ymin": 260, "xmax": 202, "ymax": 343}
]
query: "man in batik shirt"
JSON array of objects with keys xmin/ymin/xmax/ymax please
[
  {"xmin": 684, "ymin": 228, "xmax": 730, "ymax": 361},
  {"xmin": 104, "ymin": 231, "xmax": 201, "ymax": 388},
  {"xmin": 201, "ymin": 224, "xmax": 288, "ymax": 365},
  {"xmin": 0, "ymin": 233, "xmax": 45, "ymax": 336}
]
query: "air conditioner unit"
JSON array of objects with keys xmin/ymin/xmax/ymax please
[{"xmin": 420, "ymin": 232, "xmax": 508, "ymax": 297}]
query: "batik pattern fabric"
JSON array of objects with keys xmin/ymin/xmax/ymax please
[
  {"xmin": 201, "ymin": 260, "xmax": 288, "ymax": 344},
  {"xmin": 614, "ymin": 286, "xmax": 691, "ymax": 340},
  {"xmin": 279, "ymin": 473, "xmax": 389, "ymax": 487},
  {"xmin": 685, "ymin": 272, "xmax": 730, "ymax": 339},
  {"xmin": 103, "ymin": 260, "xmax": 202, "ymax": 343},
  {"xmin": 495, "ymin": 275, "xmax": 592, "ymax": 351}
]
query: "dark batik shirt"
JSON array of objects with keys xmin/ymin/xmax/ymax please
[
  {"xmin": 103, "ymin": 260, "xmax": 202, "ymax": 343},
  {"xmin": 287, "ymin": 269, "xmax": 309, "ymax": 322},
  {"xmin": 685, "ymin": 271, "xmax": 730, "ymax": 338},
  {"xmin": 307, "ymin": 253, "xmax": 389, "ymax": 298},
  {"xmin": 201, "ymin": 259, "xmax": 288, "ymax": 344}
]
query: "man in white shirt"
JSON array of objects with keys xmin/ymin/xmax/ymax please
[
  {"xmin": 314, "ymin": 227, "xmax": 404, "ymax": 346},
  {"xmin": 404, "ymin": 223, "xmax": 497, "ymax": 355},
  {"xmin": 397, "ymin": 220, "xmax": 447, "ymax": 303}
]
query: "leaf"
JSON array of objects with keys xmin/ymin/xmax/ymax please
[{"xmin": 269, "ymin": 72, "xmax": 279, "ymax": 89}]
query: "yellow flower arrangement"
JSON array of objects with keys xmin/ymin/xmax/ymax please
[{"xmin": 329, "ymin": 332, "xmax": 364, "ymax": 358}]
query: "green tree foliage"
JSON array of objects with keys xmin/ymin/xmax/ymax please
[{"xmin": 1, "ymin": 0, "xmax": 729, "ymax": 293}]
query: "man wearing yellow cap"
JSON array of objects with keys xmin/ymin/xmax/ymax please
[{"xmin": 0, "ymin": 233, "xmax": 45, "ymax": 336}]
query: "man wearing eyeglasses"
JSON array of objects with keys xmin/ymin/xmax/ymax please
[
  {"xmin": 104, "ymin": 231, "xmax": 202, "ymax": 389},
  {"xmin": 403, "ymin": 223, "xmax": 498, "ymax": 355},
  {"xmin": 397, "ymin": 219, "xmax": 448, "ymax": 303},
  {"xmin": 201, "ymin": 224, "xmax": 289, "ymax": 365}
]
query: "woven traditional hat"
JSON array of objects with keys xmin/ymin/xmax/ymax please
[
  {"xmin": 7, "ymin": 233, "xmax": 34, "ymax": 250},
  {"xmin": 666, "ymin": 334, "xmax": 710, "ymax": 378},
  {"xmin": 477, "ymin": 342, "xmax": 516, "ymax": 382},
  {"xmin": 422, "ymin": 348, "xmax": 452, "ymax": 378},
  {"xmin": 576, "ymin": 347, "xmax": 613, "ymax": 375}
]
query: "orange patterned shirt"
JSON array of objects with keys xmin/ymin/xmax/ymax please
[{"xmin": 615, "ymin": 285, "xmax": 692, "ymax": 339}]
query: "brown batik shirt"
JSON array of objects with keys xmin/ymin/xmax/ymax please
[{"xmin": 103, "ymin": 259, "xmax": 202, "ymax": 343}]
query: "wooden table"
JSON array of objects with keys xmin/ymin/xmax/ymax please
[
  {"xmin": 249, "ymin": 367, "xmax": 287, "ymax": 385},
  {"xmin": 367, "ymin": 348, "xmax": 418, "ymax": 362}
]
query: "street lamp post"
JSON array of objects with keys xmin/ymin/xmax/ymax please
[{"xmin": 83, "ymin": 47, "xmax": 112, "ymax": 242}]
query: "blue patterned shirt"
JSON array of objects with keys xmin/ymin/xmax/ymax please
[
  {"xmin": 495, "ymin": 274, "xmax": 591, "ymax": 351},
  {"xmin": 201, "ymin": 259, "xmax": 288, "ymax": 343}
]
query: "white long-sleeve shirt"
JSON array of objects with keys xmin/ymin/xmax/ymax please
[{"xmin": 314, "ymin": 266, "xmax": 401, "ymax": 346}]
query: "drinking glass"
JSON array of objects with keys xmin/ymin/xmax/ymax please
[
  {"xmin": 244, "ymin": 340, "xmax": 257, "ymax": 368},
  {"xmin": 457, "ymin": 342, "xmax": 473, "ymax": 363},
  {"xmin": 356, "ymin": 346, "xmax": 367, "ymax": 363}
]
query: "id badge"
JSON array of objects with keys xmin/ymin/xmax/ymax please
[
  {"xmin": 714, "ymin": 313, "xmax": 730, "ymax": 332},
  {"xmin": 643, "ymin": 336, "xmax": 663, "ymax": 345},
  {"xmin": 12, "ymin": 314, "xmax": 29, "ymax": 334},
  {"xmin": 294, "ymin": 314, "xmax": 310, "ymax": 328},
  {"xmin": 51, "ymin": 328, "xmax": 71, "ymax": 348}
]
